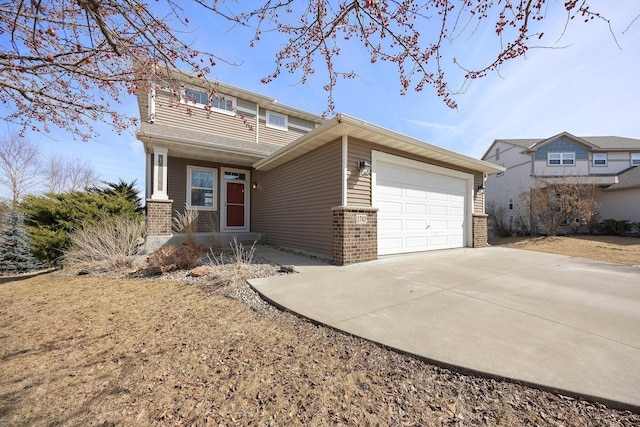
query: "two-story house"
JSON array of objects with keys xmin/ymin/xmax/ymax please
[
  {"xmin": 482, "ymin": 132, "xmax": 640, "ymax": 235},
  {"xmin": 136, "ymin": 70, "xmax": 503, "ymax": 264}
]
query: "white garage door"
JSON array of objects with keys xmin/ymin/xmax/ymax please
[{"xmin": 376, "ymin": 158, "xmax": 468, "ymax": 255}]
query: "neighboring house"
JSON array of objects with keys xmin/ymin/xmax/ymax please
[
  {"xmin": 482, "ymin": 132, "xmax": 640, "ymax": 235},
  {"xmin": 136, "ymin": 72, "xmax": 503, "ymax": 264}
]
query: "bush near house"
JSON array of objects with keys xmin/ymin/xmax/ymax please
[
  {"xmin": 597, "ymin": 219, "xmax": 635, "ymax": 236},
  {"xmin": 19, "ymin": 182, "xmax": 143, "ymax": 264}
]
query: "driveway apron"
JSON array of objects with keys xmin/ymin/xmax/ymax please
[{"xmin": 249, "ymin": 246, "xmax": 640, "ymax": 410}]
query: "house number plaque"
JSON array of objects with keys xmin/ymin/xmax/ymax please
[{"xmin": 356, "ymin": 214, "xmax": 368, "ymax": 224}]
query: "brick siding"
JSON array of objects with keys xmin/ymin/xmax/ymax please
[
  {"xmin": 146, "ymin": 199, "xmax": 173, "ymax": 236},
  {"xmin": 332, "ymin": 206, "xmax": 378, "ymax": 265}
]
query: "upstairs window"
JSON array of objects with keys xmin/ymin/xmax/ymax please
[
  {"xmin": 593, "ymin": 153, "xmax": 607, "ymax": 166},
  {"xmin": 508, "ymin": 196, "xmax": 514, "ymax": 210},
  {"xmin": 184, "ymin": 88, "xmax": 209, "ymax": 107},
  {"xmin": 548, "ymin": 152, "xmax": 575, "ymax": 166},
  {"xmin": 182, "ymin": 88, "xmax": 236, "ymax": 115},
  {"xmin": 266, "ymin": 111, "xmax": 288, "ymax": 131},
  {"xmin": 632, "ymin": 153, "xmax": 640, "ymax": 166},
  {"xmin": 496, "ymin": 163, "xmax": 504, "ymax": 177},
  {"xmin": 211, "ymin": 95, "xmax": 236, "ymax": 113}
]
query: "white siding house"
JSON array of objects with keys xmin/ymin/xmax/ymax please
[{"xmin": 482, "ymin": 132, "xmax": 640, "ymax": 236}]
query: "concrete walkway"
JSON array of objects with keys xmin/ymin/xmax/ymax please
[{"xmin": 249, "ymin": 246, "xmax": 640, "ymax": 410}]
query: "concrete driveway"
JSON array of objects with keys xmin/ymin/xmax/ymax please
[{"xmin": 249, "ymin": 246, "xmax": 640, "ymax": 410}]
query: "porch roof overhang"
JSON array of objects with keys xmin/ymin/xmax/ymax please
[
  {"xmin": 136, "ymin": 123, "xmax": 279, "ymax": 166},
  {"xmin": 253, "ymin": 114, "xmax": 505, "ymax": 175}
]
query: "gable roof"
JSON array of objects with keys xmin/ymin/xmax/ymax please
[
  {"xmin": 483, "ymin": 132, "xmax": 640, "ymax": 159},
  {"xmin": 254, "ymin": 114, "xmax": 504, "ymax": 175}
]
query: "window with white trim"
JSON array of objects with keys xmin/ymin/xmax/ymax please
[
  {"xmin": 266, "ymin": 111, "xmax": 288, "ymax": 131},
  {"xmin": 632, "ymin": 153, "xmax": 640, "ymax": 166},
  {"xmin": 187, "ymin": 166, "xmax": 217, "ymax": 210},
  {"xmin": 184, "ymin": 88, "xmax": 209, "ymax": 107},
  {"xmin": 182, "ymin": 88, "xmax": 236, "ymax": 114},
  {"xmin": 211, "ymin": 94, "xmax": 236, "ymax": 113},
  {"xmin": 593, "ymin": 153, "xmax": 607, "ymax": 166},
  {"xmin": 548, "ymin": 152, "xmax": 575, "ymax": 166},
  {"xmin": 508, "ymin": 196, "xmax": 514, "ymax": 210},
  {"xmin": 496, "ymin": 163, "xmax": 504, "ymax": 177}
]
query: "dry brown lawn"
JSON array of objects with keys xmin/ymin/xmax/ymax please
[
  {"xmin": 491, "ymin": 235, "xmax": 640, "ymax": 266},
  {"xmin": 1, "ymin": 238, "xmax": 639, "ymax": 426}
]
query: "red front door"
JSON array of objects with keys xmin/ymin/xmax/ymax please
[{"xmin": 226, "ymin": 182, "xmax": 245, "ymax": 228}]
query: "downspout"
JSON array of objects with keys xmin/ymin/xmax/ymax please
[
  {"xmin": 255, "ymin": 103, "xmax": 260, "ymax": 144},
  {"xmin": 147, "ymin": 83, "xmax": 156, "ymax": 123}
]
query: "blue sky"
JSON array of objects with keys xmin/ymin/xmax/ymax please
[{"xmin": 2, "ymin": 1, "xmax": 639, "ymax": 200}]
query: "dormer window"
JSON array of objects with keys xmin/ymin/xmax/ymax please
[
  {"xmin": 548, "ymin": 152, "xmax": 575, "ymax": 166},
  {"xmin": 266, "ymin": 111, "xmax": 288, "ymax": 131},
  {"xmin": 593, "ymin": 153, "xmax": 607, "ymax": 166}
]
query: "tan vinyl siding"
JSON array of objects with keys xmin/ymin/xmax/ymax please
[
  {"xmin": 473, "ymin": 174, "xmax": 484, "ymax": 214},
  {"xmin": 166, "ymin": 156, "xmax": 243, "ymax": 233},
  {"xmin": 347, "ymin": 139, "xmax": 372, "ymax": 206},
  {"xmin": 257, "ymin": 107, "xmax": 309, "ymax": 147},
  {"xmin": 258, "ymin": 120, "xmax": 307, "ymax": 146},
  {"xmin": 153, "ymin": 90, "xmax": 257, "ymax": 143},
  {"xmin": 252, "ymin": 140, "xmax": 342, "ymax": 257},
  {"xmin": 346, "ymin": 137, "xmax": 484, "ymax": 212}
]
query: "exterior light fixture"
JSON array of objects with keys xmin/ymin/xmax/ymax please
[
  {"xmin": 477, "ymin": 184, "xmax": 486, "ymax": 195},
  {"xmin": 358, "ymin": 160, "xmax": 372, "ymax": 177},
  {"xmin": 251, "ymin": 182, "xmax": 258, "ymax": 190}
]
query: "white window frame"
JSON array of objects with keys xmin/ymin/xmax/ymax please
[
  {"xmin": 593, "ymin": 153, "xmax": 607, "ymax": 167},
  {"xmin": 181, "ymin": 88, "xmax": 236, "ymax": 116},
  {"xmin": 508, "ymin": 195, "xmax": 514, "ymax": 210},
  {"xmin": 496, "ymin": 163, "xmax": 504, "ymax": 177},
  {"xmin": 211, "ymin": 94, "xmax": 236, "ymax": 115},
  {"xmin": 631, "ymin": 153, "xmax": 640, "ymax": 166},
  {"xmin": 266, "ymin": 110, "xmax": 288, "ymax": 131},
  {"xmin": 548, "ymin": 152, "xmax": 575, "ymax": 166},
  {"xmin": 187, "ymin": 166, "xmax": 217, "ymax": 211}
]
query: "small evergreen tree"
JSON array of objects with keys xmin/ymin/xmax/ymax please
[
  {"xmin": 20, "ymin": 186, "xmax": 144, "ymax": 264},
  {"xmin": 0, "ymin": 210, "xmax": 46, "ymax": 273}
]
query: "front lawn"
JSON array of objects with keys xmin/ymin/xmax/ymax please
[{"xmin": 1, "ymin": 263, "xmax": 638, "ymax": 425}]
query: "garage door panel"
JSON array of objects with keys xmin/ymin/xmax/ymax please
[
  {"xmin": 378, "ymin": 200, "xmax": 402, "ymax": 214},
  {"xmin": 376, "ymin": 158, "xmax": 468, "ymax": 255},
  {"xmin": 379, "ymin": 218, "xmax": 403, "ymax": 232},
  {"xmin": 406, "ymin": 202, "xmax": 428, "ymax": 215},
  {"xmin": 377, "ymin": 185, "xmax": 402, "ymax": 199},
  {"xmin": 406, "ymin": 219, "xmax": 428, "ymax": 232},
  {"xmin": 428, "ymin": 204, "xmax": 449, "ymax": 216},
  {"xmin": 405, "ymin": 187, "xmax": 428, "ymax": 199},
  {"xmin": 379, "ymin": 237, "xmax": 403, "ymax": 252},
  {"xmin": 406, "ymin": 236, "xmax": 429, "ymax": 249}
]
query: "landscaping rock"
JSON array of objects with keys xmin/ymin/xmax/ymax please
[{"xmin": 189, "ymin": 265, "xmax": 216, "ymax": 277}]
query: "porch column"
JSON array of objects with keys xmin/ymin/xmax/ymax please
[{"xmin": 151, "ymin": 146, "xmax": 168, "ymax": 200}]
